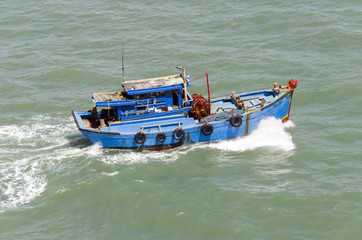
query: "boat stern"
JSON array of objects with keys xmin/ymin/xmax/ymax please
[{"xmin": 72, "ymin": 110, "xmax": 121, "ymax": 146}]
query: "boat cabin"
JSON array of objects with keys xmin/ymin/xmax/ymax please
[{"xmin": 90, "ymin": 71, "xmax": 192, "ymax": 124}]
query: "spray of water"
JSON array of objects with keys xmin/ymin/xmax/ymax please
[{"xmin": 206, "ymin": 117, "xmax": 295, "ymax": 152}]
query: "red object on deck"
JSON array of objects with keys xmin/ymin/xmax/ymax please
[{"xmin": 287, "ymin": 80, "xmax": 298, "ymax": 88}]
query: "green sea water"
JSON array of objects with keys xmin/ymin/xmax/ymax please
[{"xmin": 1, "ymin": 0, "xmax": 362, "ymax": 239}]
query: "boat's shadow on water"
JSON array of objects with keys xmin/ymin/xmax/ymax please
[{"xmin": 66, "ymin": 133, "xmax": 92, "ymax": 149}]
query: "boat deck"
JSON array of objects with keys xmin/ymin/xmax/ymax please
[{"xmin": 211, "ymin": 95, "xmax": 272, "ymax": 113}]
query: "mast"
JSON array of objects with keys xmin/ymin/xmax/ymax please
[{"xmin": 122, "ymin": 41, "xmax": 125, "ymax": 88}]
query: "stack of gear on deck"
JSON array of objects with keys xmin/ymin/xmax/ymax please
[{"xmin": 189, "ymin": 94, "xmax": 211, "ymax": 120}]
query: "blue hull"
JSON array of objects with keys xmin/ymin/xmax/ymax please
[{"xmin": 73, "ymin": 88, "xmax": 295, "ymax": 150}]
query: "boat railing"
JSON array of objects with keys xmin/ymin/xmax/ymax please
[
  {"xmin": 119, "ymin": 107, "xmax": 192, "ymax": 122},
  {"xmin": 141, "ymin": 121, "xmax": 182, "ymax": 132}
]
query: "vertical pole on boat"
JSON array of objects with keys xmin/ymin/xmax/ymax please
[
  {"xmin": 206, "ymin": 72, "xmax": 211, "ymax": 104},
  {"xmin": 177, "ymin": 48, "xmax": 181, "ymax": 66},
  {"xmin": 122, "ymin": 41, "xmax": 125, "ymax": 88},
  {"xmin": 178, "ymin": 66, "xmax": 188, "ymax": 103}
]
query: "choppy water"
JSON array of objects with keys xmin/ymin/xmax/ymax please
[{"xmin": 1, "ymin": 0, "xmax": 362, "ymax": 239}]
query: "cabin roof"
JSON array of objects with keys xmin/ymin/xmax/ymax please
[
  {"xmin": 123, "ymin": 75, "xmax": 184, "ymax": 91},
  {"xmin": 92, "ymin": 92, "xmax": 124, "ymax": 102}
]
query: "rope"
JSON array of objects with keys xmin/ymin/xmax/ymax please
[{"xmin": 191, "ymin": 73, "xmax": 207, "ymax": 82}]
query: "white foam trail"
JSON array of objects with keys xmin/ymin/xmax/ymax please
[
  {"xmin": 55, "ymin": 188, "xmax": 70, "ymax": 194},
  {"xmin": 0, "ymin": 157, "xmax": 47, "ymax": 209},
  {"xmin": 97, "ymin": 149, "xmax": 183, "ymax": 165},
  {"xmin": 87, "ymin": 143, "xmax": 103, "ymax": 156},
  {"xmin": 86, "ymin": 140, "xmax": 197, "ymax": 165},
  {"xmin": 101, "ymin": 171, "xmax": 119, "ymax": 176},
  {"xmin": 0, "ymin": 114, "xmax": 76, "ymax": 209},
  {"xmin": 207, "ymin": 117, "xmax": 295, "ymax": 152},
  {"xmin": 0, "ymin": 121, "xmax": 76, "ymax": 148},
  {"xmin": 0, "ymin": 124, "xmax": 38, "ymax": 143}
]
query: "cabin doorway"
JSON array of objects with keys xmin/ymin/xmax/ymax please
[{"xmin": 172, "ymin": 89, "xmax": 179, "ymax": 107}]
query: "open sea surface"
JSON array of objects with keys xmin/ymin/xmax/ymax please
[{"xmin": 1, "ymin": 0, "xmax": 362, "ymax": 239}]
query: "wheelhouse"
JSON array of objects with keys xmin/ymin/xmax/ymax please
[{"xmin": 90, "ymin": 70, "xmax": 192, "ymax": 125}]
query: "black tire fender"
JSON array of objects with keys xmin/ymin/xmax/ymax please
[
  {"xmin": 173, "ymin": 128, "xmax": 185, "ymax": 140},
  {"xmin": 201, "ymin": 123, "xmax": 213, "ymax": 135},
  {"xmin": 134, "ymin": 132, "xmax": 146, "ymax": 144},
  {"xmin": 230, "ymin": 115, "xmax": 242, "ymax": 127},
  {"xmin": 156, "ymin": 132, "xmax": 166, "ymax": 142}
]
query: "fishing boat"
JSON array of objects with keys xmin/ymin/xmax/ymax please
[{"xmin": 72, "ymin": 66, "xmax": 297, "ymax": 150}]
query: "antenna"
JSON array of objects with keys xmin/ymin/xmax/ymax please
[
  {"xmin": 177, "ymin": 48, "xmax": 181, "ymax": 66},
  {"xmin": 122, "ymin": 40, "xmax": 125, "ymax": 87}
]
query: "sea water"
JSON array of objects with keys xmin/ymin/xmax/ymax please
[{"xmin": 1, "ymin": 0, "xmax": 362, "ymax": 239}]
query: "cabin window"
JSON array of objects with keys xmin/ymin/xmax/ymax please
[
  {"xmin": 160, "ymin": 91, "xmax": 165, "ymax": 97},
  {"xmin": 156, "ymin": 92, "xmax": 160, "ymax": 97},
  {"xmin": 167, "ymin": 91, "xmax": 172, "ymax": 96},
  {"xmin": 151, "ymin": 92, "xmax": 155, "ymax": 98},
  {"xmin": 140, "ymin": 94, "xmax": 145, "ymax": 99},
  {"xmin": 135, "ymin": 95, "xmax": 140, "ymax": 100},
  {"xmin": 146, "ymin": 93, "xmax": 150, "ymax": 98}
]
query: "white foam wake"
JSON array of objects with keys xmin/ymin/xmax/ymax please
[
  {"xmin": 206, "ymin": 117, "xmax": 295, "ymax": 152},
  {"xmin": 0, "ymin": 115, "xmax": 77, "ymax": 210},
  {"xmin": 91, "ymin": 144, "xmax": 189, "ymax": 165},
  {"xmin": 0, "ymin": 157, "xmax": 47, "ymax": 209}
]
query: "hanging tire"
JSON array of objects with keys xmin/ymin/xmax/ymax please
[
  {"xmin": 201, "ymin": 123, "xmax": 213, "ymax": 135},
  {"xmin": 173, "ymin": 128, "xmax": 185, "ymax": 140},
  {"xmin": 230, "ymin": 115, "xmax": 242, "ymax": 127},
  {"xmin": 156, "ymin": 132, "xmax": 166, "ymax": 142},
  {"xmin": 134, "ymin": 132, "xmax": 146, "ymax": 144}
]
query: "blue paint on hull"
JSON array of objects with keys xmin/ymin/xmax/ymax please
[{"xmin": 73, "ymin": 89, "xmax": 295, "ymax": 150}]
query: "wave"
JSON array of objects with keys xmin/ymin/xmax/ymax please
[
  {"xmin": 205, "ymin": 117, "xmax": 295, "ymax": 152},
  {"xmin": 91, "ymin": 144, "xmax": 189, "ymax": 165},
  {"xmin": 0, "ymin": 157, "xmax": 47, "ymax": 209},
  {"xmin": 0, "ymin": 115, "xmax": 76, "ymax": 210}
]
